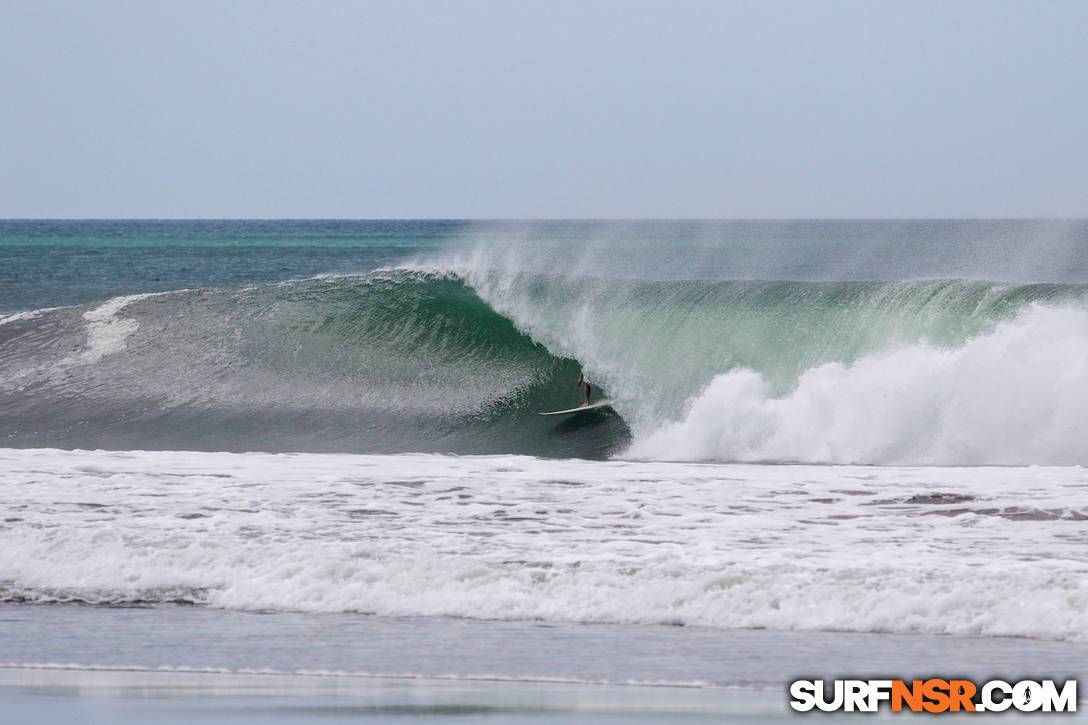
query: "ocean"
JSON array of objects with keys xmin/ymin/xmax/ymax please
[{"xmin": 2, "ymin": 219, "xmax": 1087, "ymax": 721}]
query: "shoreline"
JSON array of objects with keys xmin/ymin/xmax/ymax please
[
  {"xmin": 0, "ymin": 666, "xmax": 784, "ymax": 724},
  {"xmin": 3, "ymin": 603, "xmax": 1084, "ymax": 689}
]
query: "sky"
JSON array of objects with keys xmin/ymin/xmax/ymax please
[{"xmin": 2, "ymin": 0, "xmax": 1086, "ymax": 218}]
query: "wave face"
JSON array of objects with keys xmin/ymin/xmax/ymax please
[
  {"xmin": 438, "ymin": 247, "xmax": 1088, "ymax": 464},
  {"xmin": 0, "ymin": 271, "xmax": 628, "ymax": 458},
  {"xmin": 4, "ymin": 260, "xmax": 1088, "ymax": 463}
]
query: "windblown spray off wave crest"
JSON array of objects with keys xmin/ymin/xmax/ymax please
[
  {"xmin": 432, "ymin": 246, "xmax": 1088, "ymax": 465},
  {"xmin": 4, "ymin": 258, "xmax": 1088, "ymax": 463},
  {"xmin": 5, "ymin": 222, "xmax": 1088, "ymax": 645}
]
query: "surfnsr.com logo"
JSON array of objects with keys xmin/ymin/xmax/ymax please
[{"xmin": 789, "ymin": 679, "xmax": 1077, "ymax": 713}]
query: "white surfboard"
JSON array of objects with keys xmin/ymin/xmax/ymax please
[{"xmin": 539, "ymin": 400, "xmax": 613, "ymax": 416}]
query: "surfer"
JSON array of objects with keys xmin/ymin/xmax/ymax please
[{"xmin": 577, "ymin": 371, "xmax": 592, "ymax": 407}]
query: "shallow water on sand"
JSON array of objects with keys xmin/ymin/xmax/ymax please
[{"xmin": 2, "ymin": 604, "xmax": 1085, "ymax": 723}]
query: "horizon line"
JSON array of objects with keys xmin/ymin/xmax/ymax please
[{"xmin": 2, "ymin": 216, "xmax": 1087, "ymax": 223}]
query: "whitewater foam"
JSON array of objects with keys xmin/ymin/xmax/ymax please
[
  {"xmin": 417, "ymin": 244, "xmax": 1088, "ymax": 464},
  {"xmin": 628, "ymin": 304, "xmax": 1088, "ymax": 464},
  {"xmin": 0, "ymin": 306, "xmax": 67, "ymax": 326},
  {"xmin": 7, "ymin": 260, "xmax": 1088, "ymax": 463},
  {"xmin": 0, "ymin": 294, "xmax": 151, "ymax": 391},
  {"xmin": 2, "ymin": 448, "xmax": 1086, "ymax": 641},
  {"xmin": 77, "ymin": 294, "xmax": 149, "ymax": 364}
]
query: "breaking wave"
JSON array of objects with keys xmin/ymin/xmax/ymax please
[{"xmin": 3, "ymin": 263, "xmax": 1088, "ymax": 464}]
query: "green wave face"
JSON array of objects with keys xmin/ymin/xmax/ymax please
[
  {"xmin": 0, "ymin": 271, "xmax": 630, "ymax": 457},
  {"xmin": 457, "ymin": 269, "xmax": 1086, "ymax": 435},
  {"xmin": 3, "ymin": 269, "xmax": 1086, "ymax": 461}
]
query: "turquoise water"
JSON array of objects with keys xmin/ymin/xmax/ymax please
[
  {"xmin": 4, "ymin": 219, "xmax": 1088, "ymax": 460},
  {"xmin": 0, "ymin": 220, "xmax": 460, "ymax": 312},
  {"xmin": 5, "ymin": 220, "xmax": 1088, "ymax": 720},
  {"xmin": 5, "ymin": 219, "xmax": 1088, "ymax": 313}
]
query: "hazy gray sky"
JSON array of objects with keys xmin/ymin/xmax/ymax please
[{"xmin": 2, "ymin": 0, "xmax": 1086, "ymax": 218}]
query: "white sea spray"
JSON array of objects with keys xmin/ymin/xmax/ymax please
[{"xmin": 2, "ymin": 448, "xmax": 1085, "ymax": 641}]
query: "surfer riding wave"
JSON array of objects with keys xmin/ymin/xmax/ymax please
[{"xmin": 577, "ymin": 371, "xmax": 592, "ymax": 407}]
